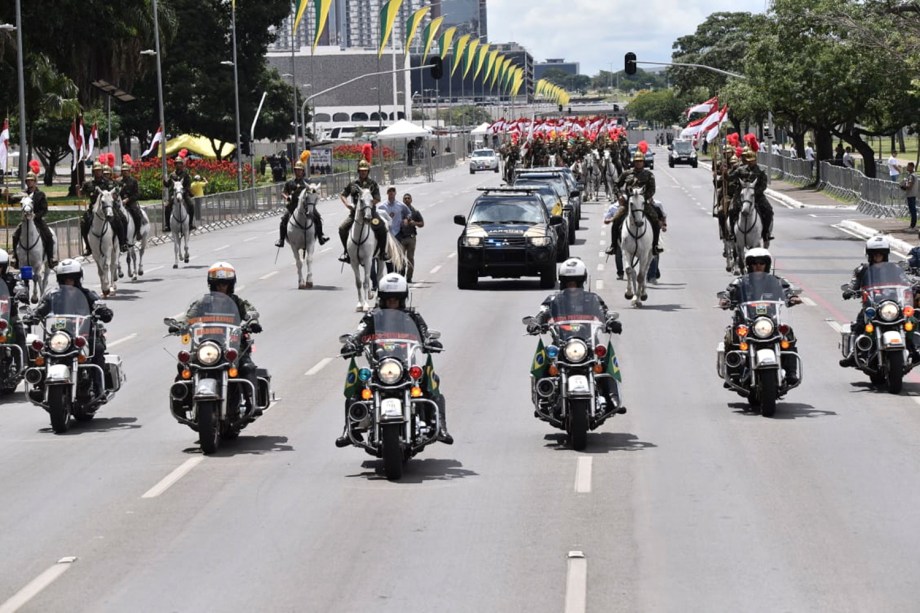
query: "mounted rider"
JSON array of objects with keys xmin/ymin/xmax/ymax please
[
  {"xmin": 712, "ymin": 143, "xmax": 739, "ymax": 235},
  {"xmin": 102, "ymin": 162, "xmax": 130, "ymax": 252},
  {"xmin": 6, "ymin": 170, "xmax": 56, "ymax": 268},
  {"xmin": 337, "ymin": 159, "xmax": 389, "ymax": 264},
  {"xmin": 80, "ymin": 160, "xmax": 115, "ymax": 256},
  {"xmin": 609, "ymin": 142, "xmax": 663, "ymax": 255},
  {"xmin": 336, "ymin": 272, "xmax": 452, "ymax": 447},
  {"xmin": 274, "ymin": 160, "xmax": 329, "ymax": 248},
  {"xmin": 728, "ymin": 136, "xmax": 774, "ymax": 247},
  {"xmin": 163, "ymin": 155, "xmax": 196, "ymax": 232},
  {"xmin": 719, "ymin": 248, "xmax": 802, "ymax": 385},
  {"xmin": 118, "ymin": 158, "xmax": 146, "ymax": 242}
]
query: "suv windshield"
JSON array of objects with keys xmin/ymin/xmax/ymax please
[
  {"xmin": 472, "ymin": 150, "xmax": 494, "ymax": 158},
  {"xmin": 516, "ymin": 174, "xmax": 568, "ymax": 195},
  {"xmin": 674, "ymin": 141, "xmax": 694, "ymax": 154},
  {"xmin": 469, "ymin": 196, "xmax": 544, "ymax": 224}
]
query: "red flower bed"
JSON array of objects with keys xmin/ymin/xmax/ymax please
[{"xmin": 333, "ymin": 144, "xmax": 398, "ymax": 161}]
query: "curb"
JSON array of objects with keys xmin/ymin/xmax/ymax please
[
  {"xmin": 765, "ymin": 188, "xmax": 805, "ymax": 209},
  {"xmin": 837, "ymin": 219, "xmax": 915, "ymax": 255}
]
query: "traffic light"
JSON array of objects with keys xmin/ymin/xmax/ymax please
[
  {"xmin": 240, "ymin": 136, "xmax": 251, "ymax": 156},
  {"xmin": 625, "ymin": 52, "xmax": 637, "ymax": 75},
  {"xmin": 558, "ymin": 104, "xmax": 563, "ymax": 113},
  {"xmin": 430, "ymin": 57, "xmax": 444, "ymax": 80}
]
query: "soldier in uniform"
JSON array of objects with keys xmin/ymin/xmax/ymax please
[
  {"xmin": 163, "ymin": 156, "xmax": 196, "ymax": 231},
  {"xmin": 728, "ymin": 147, "xmax": 774, "ymax": 247},
  {"xmin": 102, "ymin": 163, "xmax": 129, "ymax": 252},
  {"xmin": 608, "ymin": 148, "xmax": 663, "ymax": 255},
  {"xmin": 274, "ymin": 160, "xmax": 329, "ymax": 248},
  {"xmin": 119, "ymin": 161, "xmax": 145, "ymax": 241},
  {"xmin": 712, "ymin": 146, "xmax": 738, "ymax": 244},
  {"xmin": 80, "ymin": 160, "xmax": 114, "ymax": 256},
  {"xmin": 6, "ymin": 171, "xmax": 56, "ymax": 268},
  {"xmin": 337, "ymin": 159, "xmax": 389, "ymax": 264}
]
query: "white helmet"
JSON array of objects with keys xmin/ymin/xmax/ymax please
[
  {"xmin": 378, "ymin": 273, "xmax": 409, "ymax": 307},
  {"xmin": 865, "ymin": 235, "xmax": 890, "ymax": 262},
  {"xmin": 207, "ymin": 261, "xmax": 237, "ymax": 291},
  {"xmin": 0, "ymin": 249, "xmax": 8, "ymax": 268},
  {"xmin": 744, "ymin": 247, "xmax": 772, "ymax": 273},
  {"xmin": 55, "ymin": 258, "xmax": 84, "ymax": 285},
  {"xmin": 558, "ymin": 257, "xmax": 587, "ymax": 286}
]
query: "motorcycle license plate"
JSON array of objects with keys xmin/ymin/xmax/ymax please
[
  {"xmin": 380, "ymin": 398, "xmax": 404, "ymax": 420},
  {"xmin": 567, "ymin": 375, "xmax": 590, "ymax": 394}
]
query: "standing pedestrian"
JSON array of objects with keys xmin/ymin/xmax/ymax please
[
  {"xmin": 603, "ymin": 200, "xmax": 625, "ymax": 280},
  {"xmin": 900, "ymin": 162, "xmax": 918, "ymax": 229},
  {"xmin": 842, "ymin": 147, "xmax": 855, "ymax": 169},
  {"xmin": 888, "ymin": 150, "xmax": 902, "ymax": 182},
  {"xmin": 804, "ymin": 141, "xmax": 815, "ymax": 177},
  {"xmin": 377, "ymin": 186, "xmax": 411, "ymax": 272},
  {"xmin": 397, "ymin": 192, "xmax": 424, "ymax": 283},
  {"xmin": 834, "ymin": 142, "xmax": 845, "ymax": 166}
]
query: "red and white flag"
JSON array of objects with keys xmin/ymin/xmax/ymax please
[
  {"xmin": 705, "ymin": 105, "xmax": 729, "ymax": 143},
  {"xmin": 686, "ymin": 96, "xmax": 718, "ymax": 119},
  {"xmin": 85, "ymin": 123, "xmax": 98, "ymax": 162},
  {"xmin": 68, "ymin": 118, "xmax": 85, "ymax": 170},
  {"xmin": 0, "ymin": 119, "xmax": 9, "ymax": 175},
  {"xmin": 679, "ymin": 115, "xmax": 708, "ymax": 140},
  {"xmin": 142, "ymin": 125, "xmax": 164, "ymax": 158}
]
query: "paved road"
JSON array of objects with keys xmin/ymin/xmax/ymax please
[{"xmin": 2, "ymin": 154, "xmax": 920, "ymax": 612}]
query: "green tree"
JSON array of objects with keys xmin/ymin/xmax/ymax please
[
  {"xmin": 627, "ymin": 89, "xmax": 685, "ymax": 127},
  {"xmin": 438, "ymin": 105, "xmax": 490, "ymax": 127}
]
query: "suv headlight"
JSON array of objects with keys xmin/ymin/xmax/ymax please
[
  {"xmin": 377, "ymin": 358, "xmax": 403, "ymax": 384},
  {"xmin": 563, "ymin": 339, "xmax": 588, "ymax": 362},
  {"xmin": 879, "ymin": 301, "xmax": 900, "ymax": 322},
  {"xmin": 463, "ymin": 236, "xmax": 482, "ymax": 247},
  {"xmin": 529, "ymin": 236, "xmax": 550, "ymax": 246},
  {"xmin": 49, "ymin": 331, "xmax": 71, "ymax": 353},
  {"xmin": 196, "ymin": 342, "xmax": 221, "ymax": 365},
  {"xmin": 752, "ymin": 317, "xmax": 775, "ymax": 339}
]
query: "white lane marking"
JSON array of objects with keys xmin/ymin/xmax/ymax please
[
  {"xmin": 259, "ymin": 271, "xmax": 279, "ymax": 280},
  {"xmin": 912, "ymin": 397, "xmax": 920, "ymax": 408},
  {"xmin": 235, "ymin": 285, "xmax": 246, "ymax": 292},
  {"xmin": 188, "ymin": 255, "xmax": 200, "ymax": 261},
  {"xmin": 564, "ymin": 551, "xmax": 587, "ymax": 613},
  {"xmin": 825, "ymin": 320, "xmax": 845, "ymax": 334},
  {"xmin": 213, "ymin": 244, "xmax": 230, "ymax": 252},
  {"xmin": 321, "ymin": 247, "xmax": 332, "ymax": 254},
  {"xmin": 802, "ymin": 297, "xmax": 817, "ymax": 307},
  {"xmin": 305, "ymin": 357, "xmax": 334, "ymax": 376},
  {"xmin": 447, "ymin": 252, "xmax": 457, "ymax": 259},
  {"xmin": 596, "ymin": 263, "xmax": 604, "ymax": 272},
  {"xmin": 595, "ymin": 280, "xmax": 604, "ymax": 291},
  {"xmin": 599, "ymin": 240, "xmax": 606, "ymax": 247},
  {"xmin": 574, "ymin": 457, "xmax": 593, "ymax": 493},
  {"xmin": 145, "ymin": 266, "xmax": 163, "ymax": 273},
  {"xmin": 244, "ymin": 236, "xmax": 259, "ymax": 242},
  {"xmin": 809, "ymin": 214, "xmax": 818, "ymax": 218},
  {"xmin": 108, "ymin": 333, "xmax": 137, "ymax": 348},
  {"xmin": 597, "ymin": 251, "xmax": 605, "ymax": 258},
  {"xmin": 142, "ymin": 457, "xmax": 205, "ymax": 499},
  {"xmin": 0, "ymin": 557, "xmax": 78, "ymax": 613},
  {"xmin": 429, "ymin": 265, "xmax": 442, "ymax": 275},
  {"xmin": 832, "ymin": 223, "xmax": 868, "ymax": 240}
]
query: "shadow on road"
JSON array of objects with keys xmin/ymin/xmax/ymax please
[
  {"xmin": 729, "ymin": 401, "xmax": 837, "ymax": 419},
  {"xmin": 292, "ymin": 284, "xmax": 341, "ymax": 291},
  {"xmin": 625, "ymin": 303, "xmax": 689, "ymax": 312},
  {"xmin": 37, "ymin": 415, "xmax": 141, "ymax": 434},
  {"xmin": 182, "ymin": 434, "xmax": 294, "ymax": 455},
  {"xmin": 352, "ymin": 458, "xmax": 478, "ymax": 483},
  {"xmin": 543, "ymin": 431, "xmax": 656, "ymax": 453}
]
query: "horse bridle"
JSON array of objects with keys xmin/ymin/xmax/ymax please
[
  {"xmin": 736, "ymin": 185, "xmax": 758, "ymax": 239},
  {"xmin": 291, "ymin": 190, "xmax": 317, "ymax": 242},
  {"xmin": 91, "ymin": 192, "xmax": 114, "ymax": 241},
  {"xmin": 349, "ymin": 195, "xmax": 374, "ymax": 248},
  {"xmin": 19, "ymin": 201, "xmax": 42, "ymax": 257},
  {"xmin": 171, "ymin": 184, "xmax": 189, "ymax": 226}
]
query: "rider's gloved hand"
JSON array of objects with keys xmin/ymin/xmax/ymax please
[
  {"xmin": 341, "ymin": 341, "xmax": 358, "ymax": 356},
  {"xmin": 606, "ymin": 320, "xmax": 623, "ymax": 334},
  {"xmin": 426, "ymin": 339, "xmax": 443, "ymax": 352},
  {"xmin": 248, "ymin": 322, "xmax": 263, "ymax": 334},
  {"xmin": 526, "ymin": 323, "xmax": 540, "ymax": 335},
  {"xmin": 842, "ymin": 289, "xmax": 855, "ymax": 300}
]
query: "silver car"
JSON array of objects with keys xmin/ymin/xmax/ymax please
[{"xmin": 470, "ymin": 149, "xmax": 499, "ymax": 174}]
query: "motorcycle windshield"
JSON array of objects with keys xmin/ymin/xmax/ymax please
[
  {"xmin": 737, "ymin": 273, "xmax": 786, "ymax": 320},
  {"xmin": 46, "ymin": 286, "xmax": 92, "ymax": 340},
  {"xmin": 0, "ymin": 278, "xmax": 10, "ymax": 326},
  {"xmin": 366, "ymin": 309, "xmax": 423, "ymax": 362},
  {"xmin": 186, "ymin": 292, "xmax": 242, "ymax": 351},
  {"xmin": 860, "ymin": 262, "xmax": 912, "ymax": 306},
  {"xmin": 547, "ymin": 289, "xmax": 605, "ymax": 341}
]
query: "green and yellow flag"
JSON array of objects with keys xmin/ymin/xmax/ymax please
[
  {"xmin": 293, "ymin": 0, "xmax": 309, "ymax": 36},
  {"xmin": 404, "ymin": 6, "xmax": 429, "ymax": 53},
  {"xmin": 462, "ymin": 39, "xmax": 479, "ymax": 79},
  {"xmin": 450, "ymin": 33, "xmax": 471, "ymax": 76},
  {"xmin": 473, "ymin": 43, "xmax": 489, "ymax": 80},
  {"xmin": 484, "ymin": 49, "xmax": 499, "ymax": 84},
  {"xmin": 343, "ymin": 357, "xmax": 360, "ymax": 398},
  {"xmin": 531, "ymin": 338, "xmax": 549, "ymax": 379},
  {"xmin": 605, "ymin": 342, "xmax": 622, "ymax": 382},
  {"xmin": 421, "ymin": 354, "xmax": 441, "ymax": 398},
  {"xmin": 378, "ymin": 0, "xmax": 404, "ymax": 58},
  {"xmin": 312, "ymin": 0, "xmax": 333, "ymax": 51},
  {"xmin": 421, "ymin": 16, "xmax": 444, "ymax": 62},
  {"xmin": 438, "ymin": 26, "xmax": 457, "ymax": 60},
  {"xmin": 489, "ymin": 55, "xmax": 503, "ymax": 88}
]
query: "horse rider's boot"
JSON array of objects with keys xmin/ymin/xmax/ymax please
[
  {"xmin": 130, "ymin": 208, "xmax": 144, "ymax": 241},
  {"xmin": 337, "ymin": 225, "xmax": 351, "ymax": 263},
  {"xmin": 653, "ymin": 224, "xmax": 664, "ymax": 254},
  {"xmin": 314, "ymin": 214, "xmax": 330, "ymax": 245},
  {"xmin": 335, "ymin": 403, "xmax": 362, "ymax": 447},
  {"xmin": 839, "ymin": 351, "xmax": 856, "ymax": 368},
  {"xmin": 376, "ymin": 245, "xmax": 391, "ymax": 262},
  {"xmin": 163, "ymin": 204, "xmax": 172, "ymax": 232},
  {"xmin": 436, "ymin": 397, "xmax": 453, "ymax": 445},
  {"xmin": 186, "ymin": 203, "xmax": 196, "ymax": 230},
  {"xmin": 275, "ymin": 217, "xmax": 288, "ymax": 248}
]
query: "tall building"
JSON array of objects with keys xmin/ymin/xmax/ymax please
[
  {"xmin": 534, "ymin": 58, "xmax": 580, "ymax": 80},
  {"xmin": 432, "ymin": 0, "xmax": 487, "ymax": 41}
]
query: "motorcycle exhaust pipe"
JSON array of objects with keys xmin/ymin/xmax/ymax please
[
  {"xmin": 348, "ymin": 403, "xmax": 369, "ymax": 422},
  {"xmin": 724, "ymin": 351, "xmax": 745, "ymax": 369},
  {"xmin": 536, "ymin": 378, "xmax": 557, "ymax": 398},
  {"xmin": 24, "ymin": 368, "xmax": 43, "ymax": 385},
  {"xmin": 170, "ymin": 382, "xmax": 189, "ymax": 401},
  {"xmin": 855, "ymin": 335, "xmax": 873, "ymax": 352}
]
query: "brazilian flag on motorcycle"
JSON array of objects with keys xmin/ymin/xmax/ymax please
[
  {"xmin": 343, "ymin": 357, "xmax": 360, "ymax": 398},
  {"xmin": 606, "ymin": 342, "xmax": 622, "ymax": 382},
  {"xmin": 421, "ymin": 354, "xmax": 441, "ymax": 398},
  {"xmin": 531, "ymin": 338, "xmax": 548, "ymax": 378}
]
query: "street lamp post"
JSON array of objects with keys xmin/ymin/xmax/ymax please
[
  {"xmin": 227, "ymin": 2, "xmax": 242, "ymax": 192},
  {"xmin": 144, "ymin": 0, "xmax": 168, "ymax": 206},
  {"xmin": 11, "ymin": 0, "xmax": 27, "ymax": 188}
]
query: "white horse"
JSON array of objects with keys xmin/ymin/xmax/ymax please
[
  {"xmin": 547, "ymin": 152, "xmax": 557, "ymax": 167},
  {"xmin": 347, "ymin": 189, "xmax": 404, "ymax": 312},
  {"xmin": 287, "ymin": 183, "xmax": 321, "ymax": 289},
  {"xmin": 620, "ymin": 187, "xmax": 654, "ymax": 307},
  {"xmin": 583, "ymin": 152, "xmax": 599, "ymax": 202},
  {"xmin": 601, "ymin": 150, "xmax": 618, "ymax": 200},
  {"xmin": 87, "ymin": 187, "xmax": 120, "ymax": 297},
  {"xmin": 15, "ymin": 196, "xmax": 53, "ymax": 303},
  {"xmin": 731, "ymin": 180, "xmax": 763, "ymax": 275},
  {"xmin": 169, "ymin": 180, "xmax": 191, "ymax": 269},
  {"xmin": 124, "ymin": 205, "xmax": 149, "ymax": 280}
]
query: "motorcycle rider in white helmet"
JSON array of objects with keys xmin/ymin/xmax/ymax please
[{"xmin": 337, "ymin": 272, "xmax": 452, "ymax": 446}]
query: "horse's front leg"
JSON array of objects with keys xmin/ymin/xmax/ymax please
[
  {"xmin": 304, "ymin": 243, "xmax": 315, "ymax": 288},
  {"xmin": 352, "ymin": 261, "xmax": 365, "ymax": 311},
  {"xmin": 173, "ymin": 237, "xmax": 180, "ymax": 269}
]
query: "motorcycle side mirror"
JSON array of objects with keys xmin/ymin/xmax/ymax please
[
  {"xmin": 163, "ymin": 317, "xmax": 178, "ymax": 327},
  {"xmin": 716, "ymin": 291, "xmax": 729, "ymax": 300},
  {"xmin": 790, "ymin": 288, "xmax": 803, "ymax": 296},
  {"xmin": 428, "ymin": 331, "xmax": 441, "ymax": 340},
  {"xmin": 338, "ymin": 333, "xmax": 351, "ymax": 344},
  {"xmin": 522, "ymin": 316, "xmax": 535, "ymax": 326},
  {"xmin": 607, "ymin": 312, "xmax": 620, "ymax": 321},
  {"xmin": 839, "ymin": 283, "xmax": 850, "ymax": 292},
  {"xmin": 245, "ymin": 310, "xmax": 260, "ymax": 321}
]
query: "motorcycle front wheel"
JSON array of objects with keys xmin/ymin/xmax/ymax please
[
  {"xmin": 567, "ymin": 398, "xmax": 589, "ymax": 451},
  {"xmin": 48, "ymin": 386, "xmax": 71, "ymax": 434},
  {"xmin": 760, "ymin": 373, "xmax": 778, "ymax": 418},
  {"xmin": 887, "ymin": 351, "xmax": 904, "ymax": 394},
  {"xmin": 197, "ymin": 400, "xmax": 220, "ymax": 454},
  {"xmin": 381, "ymin": 423, "xmax": 404, "ymax": 481}
]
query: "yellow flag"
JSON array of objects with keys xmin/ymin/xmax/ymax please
[
  {"xmin": 473, "ymin": 43, "xmax": 489, "ymax": 80},
  {"xmin": 451, "ymin": 33, "xmax": 471, "ymax": 77},
  {"xmin": 438, "ymin": 26, "xmax": 457, "ymax": 60},
  {"xmin": 312, "ymin": 0, "xmax": 333, "ymax": 51},
  {"xmin": 462, "ymin": 39, "xmax": 479, "ymax": 79},
  {"xmin": 484, "ymin": 49, "xmax": 500, "ymax": 84},
  {"xmin": 421, "ymin": 16, "xmax": 444, "ymax": 62},
  {"xmin": 489, "ymin": 54, "xmax": 504, "ymax": 88},
  {"xmin": 293, "ymin": 0, "xmax": 308, "ymax": 36},
  {"xmin": 378, "ymin": 0, "xmax": 404, "ymax": 58},
  {"xmin": 404, "ymin": 6, "xmax": 429, "ymax": 53}
]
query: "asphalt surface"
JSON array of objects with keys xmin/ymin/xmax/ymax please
[{"xmin": 2, "ymin": 151, "xmax": 920, "ymax": 612}]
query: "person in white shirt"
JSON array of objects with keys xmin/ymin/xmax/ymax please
[
  {"xmin": 804, "ymin": 142, "xmax": 815, "ymax": 162},
  {"xmin": 842, "ymin": 147, "xmax": 855, "ymax": 169},
  {"xmin": 888, "ymin": 151, "xmax": 902, "ymax": 182},
  {"xmin": 603, "ymin": 201, "xmax": 624, "ymax": 279}
]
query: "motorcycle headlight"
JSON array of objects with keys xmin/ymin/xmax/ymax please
[
  {"xmin": 464, "ymin": 236, "xmax": 482, "ymax": 247},
  {"xmin": 528, "ymin": 236, "xmax": 550, "ymax": 246},
  {"xmin": 563, "ymin": 338, "xmax": 588, "ymax": 362},
  {"xmin": 196, "ymin": 342, "xmax": 221, "ymax": 365},
  {"xmin": 377, "ymin": 358, "xmax": 403, "ymax": 384},
  {"xmin": 49, "ymin": 331, "xmax": 71, "ymax": 353},
  {"xmin": 752, "ymin": 317, "xmax": 775, "ymax": 339},
  {"xmin": 879, "ymin": 301, "xmax": 900, "ymax": 322}
]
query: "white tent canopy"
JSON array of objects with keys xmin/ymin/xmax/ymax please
[
  {"xmin": 376, "ymin": 119, "xmax": 431, "ymax": 139},
  {"xmin": 470, "ymin": 122, "xmax": 491, "ymax": 136}
]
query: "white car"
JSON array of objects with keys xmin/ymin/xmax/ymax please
[{"xmin": 470, "ymin": 149, "xmax": 499, "ymax": 174}]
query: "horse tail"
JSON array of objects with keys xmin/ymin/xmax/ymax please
[{"xmin": 384, "ymin": 233, "xmax": 405, "ymax": 274}]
